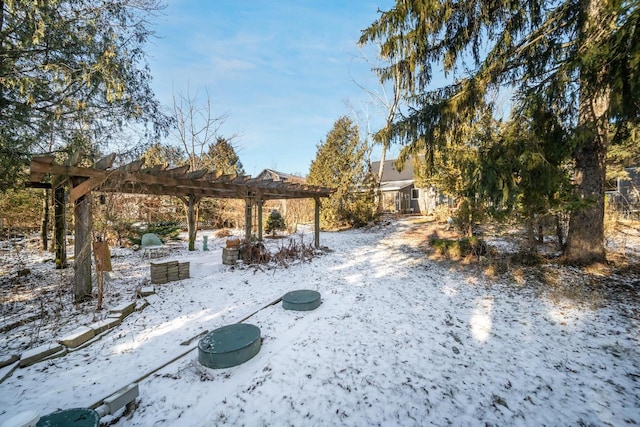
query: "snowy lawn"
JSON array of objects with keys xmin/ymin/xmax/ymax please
[{"xmin": 1, "ymin": 217, "xmax": 639, "ymax": 426}]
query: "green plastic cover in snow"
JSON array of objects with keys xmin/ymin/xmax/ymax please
[
  {"xmin": 36, "ymin": 408, "xmax": 99, "ymax": 427},
  {"xmin": 282, "ymin": 290, "xmax": 321, "ymax": 311},
  {"xmin": 198, "ymin": 323, "xmax": 261, "ymax": 369},
  {"xmin": 141, "ymin": 233, "xmax": 162, "ymax": 247}
]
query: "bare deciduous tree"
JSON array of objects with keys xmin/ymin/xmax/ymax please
[
  {"xmin": 351, "ymin": 50, "xmax": 403, "ymax": 212},
  {"xmin": 170, "ymin": 85, "xmax": 239, "ymax": 250}
]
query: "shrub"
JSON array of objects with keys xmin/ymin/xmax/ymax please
[
  {"xmin": 430, "ymin": 237, "xmax": 488, "ymax": 259},
  {"xmin": 451, "ymin": 199, "xmax": 484, "ymax": 236},
  {"xmin": 432, "ymin": 204, "xmax": 451, "ymax": 222},
  {"xmin": 214, "ymin": 228, "xmax": 232, "ymax": 238},
  {"xmin": 265, "ymin": 210, "xmax": 286, "ymax": 236}
]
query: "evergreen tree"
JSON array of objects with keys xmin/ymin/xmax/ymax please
[
  {"xmin": 198, "ymin": 136, "xmax": 244, "ymax": 235},
  {"xmin": 142, "ymin": 143, "xmax": 186, "ymax": 168},
  {"xmin": 265, "ymin": 209, "xmax": 285, "ymax": 236},
  {"xmin": 139, "ymin": 142, "xmax": 185, "ymax": 228},
  {"xmin": 0, "ymin": 0, "xmax": 170, "ymax": 191},
  {"xmin": 308, "ymin": 116, "xmax": 374, "ymax": 228},
  {"xmin": 479, "ymin": 97, "xmax": 573, "ymax": 249},
  {"xmin": 0, "ymin": 188, "xmax": 44, "ymax": 228},
  {"xmin": 203, "ymin": 137, "xmax": 245, "ymax": 176},
  {"xmin": 360, "ymin": 0, "xmax": 639, "ymax": 264}
]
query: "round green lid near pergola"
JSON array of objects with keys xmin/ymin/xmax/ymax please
[
  {"xmin": 36, "ymin": 408, "xmax": 99, "ymax": 427},
  {"xmin": 282, "ymin": 290, "xmax": 321, "ymax": 311},
  {"xmin": 198, "ymin": 323, "xmax": 261, "ymax": 369}
]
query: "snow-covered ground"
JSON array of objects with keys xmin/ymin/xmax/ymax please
[{"xmin": 1, "ymin": 217, "xmax": 639, "ymax": 426}]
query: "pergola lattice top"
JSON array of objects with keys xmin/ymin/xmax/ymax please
[{"xmin": 28, "ymin": 154, "xmax": 333, "ymax": 202}]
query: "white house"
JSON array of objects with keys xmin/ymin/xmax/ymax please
[{"xmin": 371, "ymin": 158, "xmax": 451, "ymax": 214}]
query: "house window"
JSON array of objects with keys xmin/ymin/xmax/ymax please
[{"xmin": 411, "ymin": 188, "xmax": 420, "ymax": 200}]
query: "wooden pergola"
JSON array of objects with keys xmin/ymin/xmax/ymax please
[{"xmin": 28, "ymin": 154, "xmax": 333, "ymax": 301}]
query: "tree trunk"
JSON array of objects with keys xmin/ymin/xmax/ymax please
[
  {"xmin": 565, "ymin": 139, "xmax": 607, "ymax": 264},
  {"xmin": 564, "ymin": 0, "xmax": 611, "ymax": 265},
  {"xmin": 537, "ymin": 223, "xmax": 544, "ymax": 244},
  {"xmin": 555, "ymin": 214, "xmax": 565, "ymax": 252},
  {"xmin": 526, "ymin": 217, "xmax": 537, "ymax": 253}
]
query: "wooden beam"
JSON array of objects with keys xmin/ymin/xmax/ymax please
[
  {"xmin": 196, "ymin": 171, "xmax": 219, "ymax": 182},
  {"xmin": 245, "ymin": 197, "xmax": 252, "ymax": 241},
  {"xmin": 257, "ymin": 198, "xmax": 263, "ymax": 241},
  {"xmin": 141, "ymin": 164, "xmax": 166, "ymax": 175},
  {"xmin": 73, "ymin": 185, "xmax": 92, "ymax": 301},
  {"xmin": 52, "ymin": 176, "xmax": 69, "ymax": 189},
  {"xmin": 26, "ymin": 182, "xmax": 51, "ymax": 189},
  {"xmin": 54, "ymin": 186, "xmax": 67, "ymax": 269},
  {"xmin": 186, "ymin": 169, "xmax": 207, "ymax": 179},
  {"xmin": 93, "ymin": 153, "xmax": 117, "ymax": 170},
  {"xmin": 218, "ymin": 174, "xmax": 234, "ymax": 183},
  {"xmin": 102, "ymin": 183, "xmax": 235, "ymax": 199},
  {"xmin": 165, "ymin": 165, "xmax": 189, "ymax": 177},
  {"xmin": 30, "ymin": 162, "xmax": 103, "ymax": 178},
  {"xmin": 187, "ymin": 194, "xmax": 198, "ymax": 251},
  {"xmin": 29, "ymin": 156, "xmax": 55, "ymax": 182},
  {"xmin": 69, "ymin": 175, "xmax": 108, "ymax": 202},
  {"xmin": 31, "ymin": 156, "xmax": 54, "ymax": 164},
  {"xmin": 117, "ymin": 159, "xmax": 144, "ymax": 172},
  {"xmin": 29, "ymin": 160, "xmax": 334, "ymax": 200},
  {"xmin": 232, "ymin": 175, "xmax": 252, "ymax": 184},
  {"xmin": 254, "ymin": 178, "xmax": 273, "ymax": 185}
]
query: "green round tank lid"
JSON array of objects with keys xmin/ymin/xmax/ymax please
[
  {"xmin": 36, "ymin": 408, "xmax": 99, "ymax": 427},
  {"xmin": 198, "ymin": 323, "xmax": 261, "ymax": 369},
  {"xmin": 282, "ymin": 289, "xmax": 321, "ymax": 311}
]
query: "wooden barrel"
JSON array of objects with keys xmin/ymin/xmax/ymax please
[{"xmin": 222, "ymin": 248, "xmax": 239, "ymax": 265}]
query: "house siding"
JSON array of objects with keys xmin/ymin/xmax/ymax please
[
  {"xmin": 610, "ymin": 167, "xmax": 640, "ymax": 218},
  {"xmin": 372, "ymin": 158, "xmax": 451, "ymax": 214}
]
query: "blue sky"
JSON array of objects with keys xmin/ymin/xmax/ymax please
[{"xmin": 146, "ymin": 0, "xmax": 397, "ymax": 176}]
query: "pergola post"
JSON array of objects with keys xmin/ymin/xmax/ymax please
[
  {"xmin": 73, "ymin": 191, "xmax": 92, "ymax": 302},
  {"xmin": 54, "ymin": 186, "xmax": 67, "ymax": 269},
  {"xmin": 187, "ymin": 194, "xmax": 197, "ymax": 251},
  {"xmin": 257, "ymin": 198, "xmax": 263, "ymax": 241},
  {"xmin": 40, "ymin": 189, "xmax": 49, "ymax": 251},
  {"xmin": 314, "ymin": 197, "xmax": 321, "ymax": 248},
  {"xmin": 245, "ymin": 195, "xmax": 252, "ymax": 241}
]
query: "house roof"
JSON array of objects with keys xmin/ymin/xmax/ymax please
[
  {"xmin": 379, "ymin": 180, "xmax": 414, "ymax": 192},
  {"xmin": 256, "ymin": 169, "xmax": 305, "ymax": 183},
  {"xmin": 371, "ymin": 158, "xmax": 416, "ymax": 183}
]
